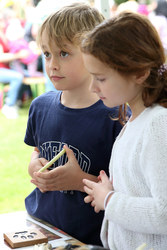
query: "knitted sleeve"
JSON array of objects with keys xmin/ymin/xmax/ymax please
[{"xmin": 105, "ymin": 109, "xmax": 167, "ymax": 234}]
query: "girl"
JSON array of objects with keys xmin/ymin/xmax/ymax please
[{"xmin": 81, "ymin": 12, "xmax": 167, "ymax": 249}]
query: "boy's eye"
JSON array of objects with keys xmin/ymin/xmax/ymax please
[
  {"xmin": 43, "ymin": 52, "xmax": 50, "ymax": 59},
  {"xmin": 60, "ymin": 51, "xmax": 69, "ymax": 58}
]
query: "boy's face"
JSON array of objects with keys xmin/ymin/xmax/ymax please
[{"xmin": 41, "ymin": 29, "xmax": 91, "ymax": 91}]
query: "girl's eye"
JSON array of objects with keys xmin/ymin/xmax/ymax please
[
  {"xmin": 60, "ymin": 51, "xmax": 69, "ymax": 58},
  {"xmin": 96, "ymin": 77, "xmax": 105, "ymax": 82},
  {"xmin": 43, "ymin": 52, "xmax": 50, "ymax": 59}
]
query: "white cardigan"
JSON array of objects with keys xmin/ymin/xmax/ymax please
[{"xmin": 101, "ymin": 105, "xmax": 167, "ymax": 250}]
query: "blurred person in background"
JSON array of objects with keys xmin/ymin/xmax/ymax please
[
  {"xmin": 0, "ymin": 10, "xmax": 27, "ymax": 119},
  {"xmin": 149, "ymin": 0, "xmax": 167, "ymax": 59},
  {"xmin": 4, "ymin": 7, "xmax": 42, "ymax": 77}
]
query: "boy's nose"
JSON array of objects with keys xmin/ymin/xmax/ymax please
[{"xmin": 49, "ymin": 57, "xmax": 60, "ymax": 70}]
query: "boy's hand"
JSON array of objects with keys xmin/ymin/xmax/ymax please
[
  {"xmin": 83, "ymin": 170, "xmax": 113, "ymax": 213},
  {"xmin": 28, "ymin": 147, "xmax": 49, "ymax": 183},
  {"xmin": 30, "ymin": 145, "xmax": 91, "ymax": 192}
]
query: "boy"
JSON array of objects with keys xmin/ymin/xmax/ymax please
[{"xmin": 24, "ymin": 3, "xmax": 123, "ymax": 246}]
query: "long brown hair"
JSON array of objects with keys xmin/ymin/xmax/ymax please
[{"xmin": 81, "ymin": 12, "xmax": 167, "ymax": 124}]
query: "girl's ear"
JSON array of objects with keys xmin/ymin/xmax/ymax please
[{"xmin": 135, "ymin": 70, "xmax": 150, "ymax": 84}]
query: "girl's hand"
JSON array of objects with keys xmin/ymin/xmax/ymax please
[{"xmin": 83, "ymin": 170, "xmax": 113, "ymax": 213}]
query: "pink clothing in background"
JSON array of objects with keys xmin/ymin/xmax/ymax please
[
  {"xmin": 137, "ymin": 4, "xmax": 149, "ymax": 16},
  {"xmin": 9, "ymin": 39, "xmax": 38, "ymax": 64}
]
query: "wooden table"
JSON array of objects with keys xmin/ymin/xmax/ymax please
[{"xmin": 0, "ymin": 211, "xmax": 85, "ymax": 250}]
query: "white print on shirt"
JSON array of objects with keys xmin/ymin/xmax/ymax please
[{"xmin": 40, "ymin": 141, "xmax": 91, "ymax": 173}]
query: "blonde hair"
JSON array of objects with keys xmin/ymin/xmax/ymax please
[{"xmin": 37, "ymin": 2, "xmax": 104, "ymax": 48}]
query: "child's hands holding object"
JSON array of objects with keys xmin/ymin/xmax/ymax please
[
  {"xmin": 30, "ymin": 145, "xmax": 93, "ymax": 193},
  {"xmin": 83, "ymin": 170, "xmax": 113, "ymax": 213}
]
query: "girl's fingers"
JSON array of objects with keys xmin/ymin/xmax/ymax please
[
  {"xmin": 83, "ymin": 185, "xmax": 93, "ymax": 196},
  {"xmin": 94, "ymin": 206, "xmax": 100, "ymax": 213},
  {"xmin": 83, "ymin": 178, "xmax": 95, "ymax": 189},
  {"xmin": 84, "ymin": 195, "xmax": 93, "ymax": 203},
  {"xmin": 99, "ymin": 170, "xmax": 108, "ymax": 182},
  {"xmin": 91, "ymin": 201, "xmax": 100, "ymax": 213},
  {"xmin": 91, "ymin": 199, "xmax": 96, "ymax": 207}
]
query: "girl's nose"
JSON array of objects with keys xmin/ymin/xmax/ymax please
[{"xmin": 90, "ymin": 78, "xmax": 100, "ymax": 94}]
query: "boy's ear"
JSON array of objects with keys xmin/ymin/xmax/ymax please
[{"xmin": 135, "ymin": 70, "xmax": 150, "ymax": 84}]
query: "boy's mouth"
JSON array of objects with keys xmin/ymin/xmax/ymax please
[{"xmin": 50, "ymin": 75, "xmax": 65, "ymax": 81}]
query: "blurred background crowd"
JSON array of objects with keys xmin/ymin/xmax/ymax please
[{"xmin": 0, "ymin": 0, "xmax": 167, "ymax": 119}]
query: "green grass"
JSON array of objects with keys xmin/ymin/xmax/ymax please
[{"xmin": 0, "ymin": 98, "xmax": 41, "ymax": 214}]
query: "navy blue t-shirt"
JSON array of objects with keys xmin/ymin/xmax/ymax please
[{"xmin": 24, "ymin": 91, "xmax": 122, "ymax": 245}]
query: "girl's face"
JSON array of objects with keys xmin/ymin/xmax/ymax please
[
  {"xmin": 41, "ymin": 29, "xmax": 90, "ymax": 91},
  {"xmin": 82, "ymin": 54, "xmax": 143, "ymax": 108}
]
